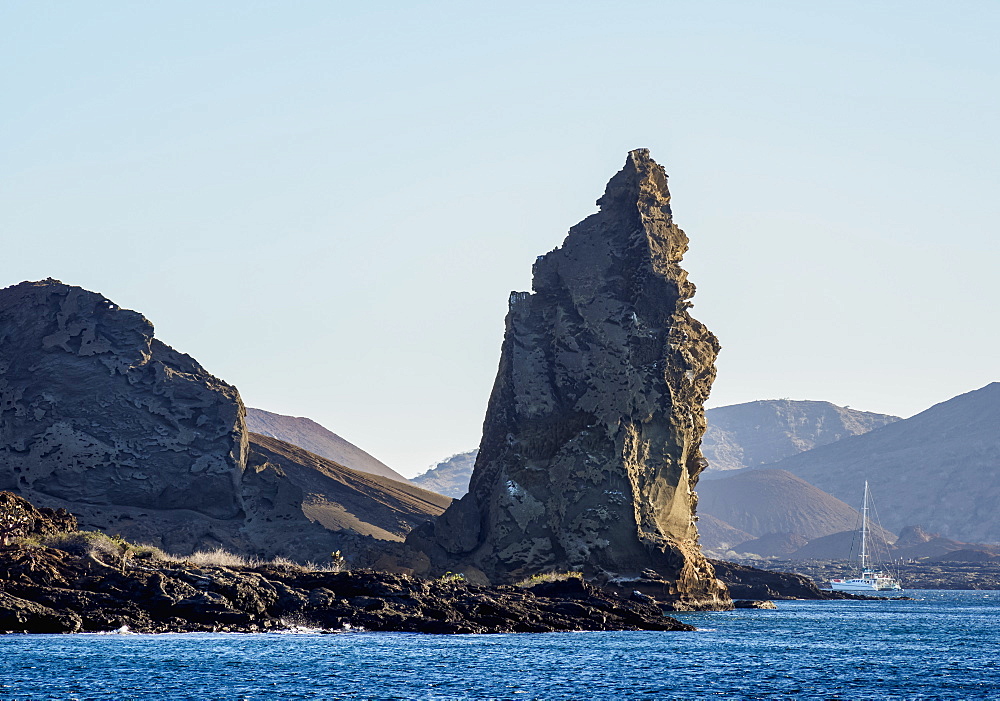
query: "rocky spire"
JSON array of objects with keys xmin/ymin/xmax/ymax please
[{"xmin": 408, "ymin": 150, "xmax": 728, "ymax": 608}]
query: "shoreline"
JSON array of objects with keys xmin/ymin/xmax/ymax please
[{"xmin": 0, "ymin": 545, "xmax": 696, "ymax": 635}]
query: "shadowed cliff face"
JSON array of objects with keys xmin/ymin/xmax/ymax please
[
  {"xmin": 409, "ymin": 150, "xmax": 728, "ymax": 607},
  {"xmin": 0, "ymin": 280, "xmax": 248, "ymax": 519}
]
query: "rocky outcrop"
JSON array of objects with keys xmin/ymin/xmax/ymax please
[
  {"xmin": 0, "ymin": 280, "xmax": 247, "ymax": 519},
  {"xmin": 0, "ymin": 549, "xmax": 693, "ymax": 635},
  {"xmin": 0, "ymin": 280, "xmax": 447, "ymax": 563},
  {"xmin": 408, "ymin": 150, "xmax": 728, "ymax": 609},
  {"xmin": 0, "ymin": 490, "xmax": 77, "ymax": 545},
  {"xmin": 708, "ymin": 560, "xmax": 869, "ymax": 600},
  {"xmin": 245, "ymin": 408, "xmax": 411, "ymax": 483}
]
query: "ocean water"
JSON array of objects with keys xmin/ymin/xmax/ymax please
[{"xmin": 2, "ymin": 590, "xmax": 998, "ymax": 700}]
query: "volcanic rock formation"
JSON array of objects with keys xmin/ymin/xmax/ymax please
[
  {"xmin": 0, "ymin": 280, "xmax": 446, "ymax": 562},
  {"xmin": 408, "ymin": 150, "xmax": 728, "ymax": 608},
  {"xmin": 0, "ymin": 493, "xmax": 692, "ymax": 635},
  {"xmin": 0, "ymin": 280, "xmax": 247, "ymax": 519}
]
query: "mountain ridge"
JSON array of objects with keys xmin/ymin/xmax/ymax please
[
  {"xmin": 766, "ymin": 383, "xmax": 1000, "ymax": 543},
  {"xmin": 701, "ymin": 399, "xmax": 900, "ymax": 473},
  {"xmin": 245, "ymin": 407, "xmax": 409, "ymax": 483}
]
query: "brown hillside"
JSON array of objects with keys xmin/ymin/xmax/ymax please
[
  {"xmin": 697, "ymin": 469, "xmax": 861, "ymax": 540},
  {"xmin": 248, "ymin": 433, "xmax": 450, "ymax": 541},
  {"xmin": 696, "ymin": 513, "xmax": 755, "ymax": 556},
  {"xmin": 246, "ymin": 408, "xmax": 410, "ymax": 483},
  {"xmin": 770, "ymin": 383, "xmax": 1000, "ymax": 543}
]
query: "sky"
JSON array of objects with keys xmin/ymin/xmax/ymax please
[{"xmin": 2, "ymin": 1, "xmax": 998, "ymax": 477}]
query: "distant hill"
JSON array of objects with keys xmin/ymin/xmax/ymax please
[
  {"xmin": 759, "ymin": 524, "xmax": 998, "ymax": 562},
  {"xmin": 768, "ymin": 383, "xmax": 1000, "ymax": 544},
  {"xmin": 245, "ymin": 408, "xmax": 410, "ymax": 483},
  {"xmin": 787, "ymin": 529, "xmax": 895, "ymax": 561},
  {"xmin": 697, "ymin": 469, "xmax": 862, "ymax": 542},
  {"xmin": 696, "ymin": 513, "xmax": 754, "ymax": 555},
  {"xmin": 701, "ymin": 400, "xmax": 900, "ymax": 473},
  {"xmin": 248, "ymin": 433, "xmax": 450, "ymax": 542},
  {"xmin": 728, "ymin": 532, "xmax": 810, "ymax": 558},
  {"xmin": 411, "ymin": 450, "xmax": 478, "ymax": 498}
]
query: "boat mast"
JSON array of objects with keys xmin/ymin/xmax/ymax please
[{"xmin": 860, "ymin": 480, "xmax": 869, "ymax": 572}]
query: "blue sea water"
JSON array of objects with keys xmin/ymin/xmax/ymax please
[{"xmin": 2, "ymin": 590, "xmax": 998, "ymax": 700}]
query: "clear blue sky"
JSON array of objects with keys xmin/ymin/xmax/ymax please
[{"xmin": 3, "ymin": 1, "xmax": 998, "ymax": 477}]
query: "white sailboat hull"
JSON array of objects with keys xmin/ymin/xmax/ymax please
[{"xmin": 829, "ymin": 573, "xmax": 903, "ymax": 592}]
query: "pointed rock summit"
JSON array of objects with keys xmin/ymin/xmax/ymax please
[{"xmin": 409, "ymin": 150, "xmax": 728, "ymax": 607}]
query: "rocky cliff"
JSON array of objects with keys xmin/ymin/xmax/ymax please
[
  {"xmin": 0, "ymin": 280, "xmax": 247, "ymax": 519},
  {"xmin": 0, "ymin": 280, "xmax": 445, "ymax": 563},
  {"xmin": 409, "ymin": 150, "xmax": 728, "ymax": 608}
]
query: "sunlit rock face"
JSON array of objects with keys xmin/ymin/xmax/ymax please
[
  {"xmin": 0, "ymin": 280, "xmax": 248, "ymax": 519},
  {"xmin": 409, "ymin": 150, "xmax": 729, "ymax": 608}
]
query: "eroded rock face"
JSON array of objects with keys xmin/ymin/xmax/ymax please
[
  {"xmin": 0, "ymin": 280, "xmax": 247, "ymax": 519},
  {"xmin": 0, "ymin": 282, "xmax": 448, "ymax": 562},
  {"xmin": 409, "ymin": 150, "xmax": 728, "ymax": 608}
]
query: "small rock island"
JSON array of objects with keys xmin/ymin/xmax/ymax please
[{"xmin": 409, "ymin": 150, "xmax": 729, "ymax": 609}]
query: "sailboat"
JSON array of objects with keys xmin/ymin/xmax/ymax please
[{"xmin": 829, "ymin": 481, "xmax": 903, "ymax": 592}]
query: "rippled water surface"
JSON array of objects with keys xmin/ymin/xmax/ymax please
[{"xmin": 2, "ymin": 590, "xmax": 999, "ymax": 699}]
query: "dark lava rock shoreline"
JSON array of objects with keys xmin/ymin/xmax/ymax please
[
  {"xmin": 0, "ymin": 546, "xmax": 693, "ymax": 634},
  {"xmin": 0, "ymin": 491, "xmax": 692, "ymax": 634}
]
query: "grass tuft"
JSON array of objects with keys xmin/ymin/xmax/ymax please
[
  {"xmin": 43, "ymin": 531, "xmax": 127, "ymax": 563},
  {"xmin": 32, "ymin": 528, "xmax": 349, "ymax": 574},
  {"xmin": 514, "ymin": 571, "xmax": 584, "ymax": 588},
  {"xmin": 186, "ymin": 548, "xmax": 259, "ymax": 568}
]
